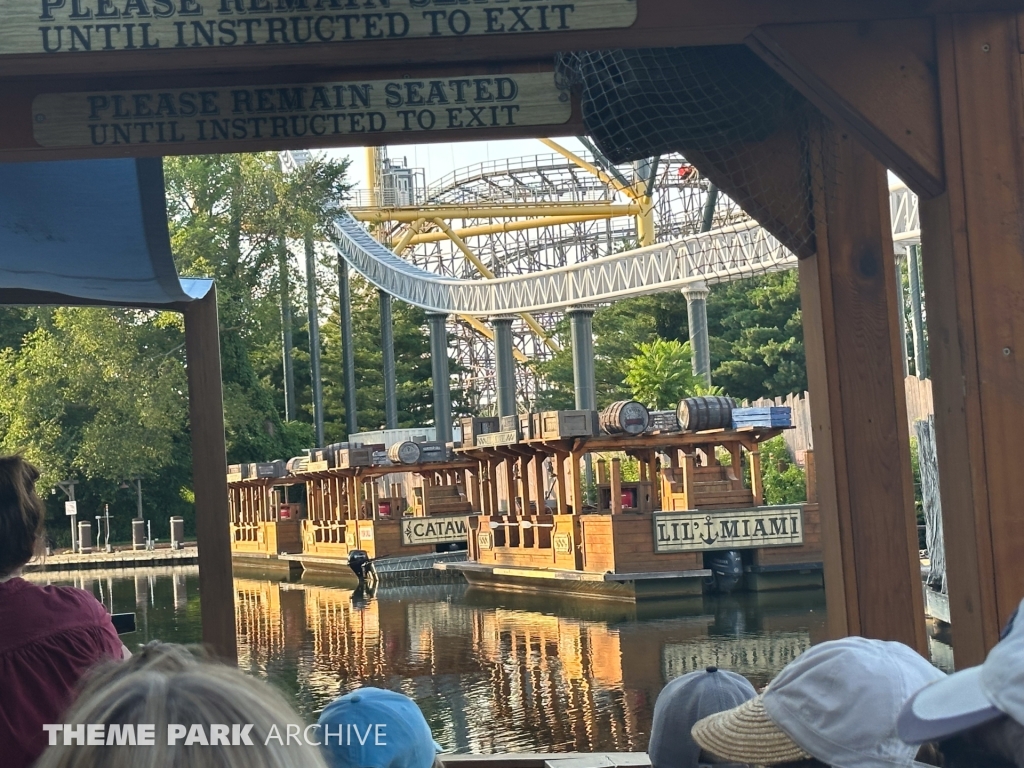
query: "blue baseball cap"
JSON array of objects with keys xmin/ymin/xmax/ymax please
[{"xmin": 318, "ymin": 687, "xmax": 442, "ymax": 768}]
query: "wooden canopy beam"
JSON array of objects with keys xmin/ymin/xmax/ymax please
[
  {"xmin": 183, "ymin": 286, "xmax": 237, "ymax": 663},
  {"xmin": 916, "ymin": 12, "xmax": 1024, "ymax": 665},
  {"xmin": 798, "ymin": 123, "xmax": 927, "ymax": 653},
  {"xmin": 1, "ymin": 1, "xmax": 1023, "ymax": 80},
  {"xmin": 747, "ymin": 18, "xmax": 944, "ymax": 199}
]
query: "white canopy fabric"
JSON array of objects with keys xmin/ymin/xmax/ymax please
[{"xmin": 0, "ymin": 157, "xmax": 209, "ymax": 309}]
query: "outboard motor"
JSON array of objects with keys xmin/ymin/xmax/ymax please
[
  {"xmin": 705, "ymin": 550, "xmax": 743, "ymax": 594},
  {"xmin": 348, "ymin": 549, "xmax": 375, "ymax": 584}
]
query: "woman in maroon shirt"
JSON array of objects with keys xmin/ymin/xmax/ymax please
[{"xmin": 0, "ymin": 455, "xmax": 123, "ymax": 768}]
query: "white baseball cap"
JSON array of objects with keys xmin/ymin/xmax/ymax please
[
  {"xmin": 692, "ymin": 637, "xmax": 945, "ymax": 768},
  {"xmin": 899, "ymin": 597, "xmax": 1024, "ymax": 744}
]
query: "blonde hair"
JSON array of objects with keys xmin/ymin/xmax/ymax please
[{"xmin": 35, "ymin": 642, "xmax": 328, "ymax": 768}]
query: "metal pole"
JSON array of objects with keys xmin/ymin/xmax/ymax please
[
  {"xmin": 492, "ymin": 316, "xmax": 517, "ymax": 417},
  {"xmin": 895, "ymin": 252, "xmax": 910, "ymax": 378},
  {"xmin": 427, "ymin": 313, "xmax": 452, "ymax": 441},
  {"xmin": 567, "ymin": 307, "xmax": 597, "ymax": 411},
  {"xmin": 568, "ymin": 307, "xmax": 596, "ymax": 501},
  {"xmin": 379, "ymin": 290, "xmax": 399, "ymax": 430},
  {"xmin": 338, "ymin": 256, "xmax": 359, "ymax": 435},
  {"xmin": 279, "ymin": 238, "xmax": 296, "ymax": 422},
  {"xmin": 305, "ymin": 232, "xmax": 325, "ymax": 447},
  {"xmin": 683, "ymin": 282, "xmax": 712, "ymax": 386},
  {"xmin": 908, "ymin": 244, "xmax": 928, "ymax": 378},
  {"xmin": 135, "ymin": 478, "xmax": 142, "ymax": 520},
  {"xmin": 701, "ymin": 184, "xmax": 720, "ymax": 232}
]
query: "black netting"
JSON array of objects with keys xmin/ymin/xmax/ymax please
[
  {"xmin": 556, "ymin": 45, "xmax": 828, "ymax": 259},
  {"xmin": 556, "ymin": 46, "xmax": 806, "ymax": 163}
]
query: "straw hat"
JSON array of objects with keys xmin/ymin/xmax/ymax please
[
  {"xmin": 690, "ymin": 694, "xmax": 809, "ymax": 765},
  {"xmin": 691, "ymin": 637, "xmax": 944, "ymax": 768}
]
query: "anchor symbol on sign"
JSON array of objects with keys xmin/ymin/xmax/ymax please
[
  {"xmin": 701, "ymin": 515, "xmax": 718, "ymax": 546},
  {"xmin": 404, "ymin": 521, "xmax": 413, "ymax": 538}
]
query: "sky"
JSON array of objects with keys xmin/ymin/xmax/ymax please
[{"xmin": 325, "ymin": 136, "xmax": 591, "ymax": 192}]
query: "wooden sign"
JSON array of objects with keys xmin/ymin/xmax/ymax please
[
  {"xmin": 473, "ymin": 429, "xmax": 519, "ymax": 448},
  {"xmin": 401, "ymin": 515, "xmax": 468, "ymax": 546},
  {"xmin": 653, "ymin": 506, "xmax": 804, "ymax": 553},
  {"xmin": 31, "ymin": 71, "xmax": 570, "ymax": 149},
  {"xmin": 0, "ymin": 0, "xmax": 636, "ymax": 56}
]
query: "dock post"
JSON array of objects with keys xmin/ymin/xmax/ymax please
[
  {"xmin": 183, "ymin": 286, "xmax": 237, "ymax": 664},
  {"xmin": 427, "ymin": 312, "xmax": 453, "ymax": 441},
  {"xmin": 492, "ymin": 316, "xmax": 517, "ymax": 418}
]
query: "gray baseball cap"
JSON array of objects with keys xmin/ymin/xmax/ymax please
[
  {"xmin": 648, "ymin": 666, "xmax": 756, "ymax": 768},
  {"xmin": 899, "ymin": 596, "xmax": 1024, "ymax": 744}
]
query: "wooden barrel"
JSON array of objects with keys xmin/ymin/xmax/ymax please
[
  {"xmin": 676, "ymin": 396, "xmax": 735, "ymax": 432},
  {"xmin": 387, "ymin": 441, "xmax": 422, "ymax": 465},
  {"xmin": 285, "ymin": 456, "xmax": 308, "ymax": 474},
  {"xmin": 600, "ymin": 400, "xmax": 650, "ymax": 435}
]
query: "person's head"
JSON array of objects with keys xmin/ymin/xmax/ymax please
[
  {"xmin": 0, "ymin": 454, "xmax": 45, "ymax": 578},
  {"xmin": 317, "ymin": 687, "xmax": 441, "ymax": 768},
  {"xmin": 34, "ymin": 641, "xmax": 328, "ymax": 768},
  {"xmin": 648, "ymin": 666, "xmax": 756, "ymax": 768},
  {"xmin": 899, "ymin": 596, "xmax": 1024, "ymax": 768},
  {"xmin": 691, "ymin": 636, "xmax": 944, "ymax": 767}
]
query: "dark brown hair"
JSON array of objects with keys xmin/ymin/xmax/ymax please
[{"xmin": 0, "ymin": 455, "xmax": 45, "ymax": 577}]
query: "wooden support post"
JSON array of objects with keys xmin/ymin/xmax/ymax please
[
  {"xmin": 610, "ymin": 458, "xmax": 622, "ymax": 515},
  {"xmin": 469, "ymin": 468, "xmax": 482, "ymax": 512},
  {"xmin": 504, "ymin": 457, "xmax": 516, "ymax": 514},
  {"xmin": 805, "ymin": 449, "xmax": 818, "ymax": 504},
  {"xmin": 647, "ymin": 452, "xmax": 660, "ymax": 509},
  {"xmin": 489, "ymin": 459, "xmax": 500, "ymax": 515},
  {"xmin": 533, "ymin": 454, "xmax": 546, "ymax": 512},
  {"xmin": 681, "ymin": 452, "xmax": 696, "ymax": 510},
  {"xmin": 568, "ymin": 451, "xmax": 584, "ymax": 514},
  {"xmin": 554, "ymin": 452, "xmax": 569, "ymax": 515},
  {"xmin": 918, "ymin": 13, "xmax": 1024, "ymax": 664},
  {"xmin": 597, "ymin": 458, "xmax": 609, "ymax": 485},
  {"xmin": 183, "ymin": 286, "xmax": 237, "ymax": 664},
  {"xmin": 519, "ymin": 455, "xmax": 532, "ymax": 516},
  {"xmin": 799, "ymin": 123, "xmax": 926, "ymax": 653},
  {"xmin": 749, "ymin": 449, "xmax": 764, "ymax": 505}
]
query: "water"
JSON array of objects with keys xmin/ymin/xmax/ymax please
[{"xmin": 22, "ymin": 568, "xmax": 949, "ymax": 754}]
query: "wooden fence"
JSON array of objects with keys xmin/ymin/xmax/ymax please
[{"xmin": 749, "ymin": 376, "xmax": 934, "ymax": 460}]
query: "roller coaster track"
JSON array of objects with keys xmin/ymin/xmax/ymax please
[{"xmin": 331, "ymin": 182, "xmax": 920, "ymax": 317}]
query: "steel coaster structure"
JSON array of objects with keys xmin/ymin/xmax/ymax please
[
  {"xmin": 284, "ymin": 148, "xmax": 921, "ymax": 415},
  {"xmin": 348, "ymin": 146, "xmax": 750, "ymax": 406}
]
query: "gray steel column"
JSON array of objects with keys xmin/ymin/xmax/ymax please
[
  {"xmin": 895, "ymin": 252, "xmax": 909, "ymax": 377},
  {"xmin": 683, "ymin": 281, "xmax": 712, "ymax": 386},
  {"xmin": 379, "ymin": 290, "xmax": 398, "ymax": 430},
  {"xmin": 908, "ymin": 244, "xmax": 928, "ymax": 378},
  {"xmin": 568, "ymin": 307, "xmax": 597, "ymax": 411},
  {"xmin": 304, "ymin": 233, "xmax": 325, "ymax": 447},
  {"xmin": 338, "ymin": 256, "xmax": 358, "ymax": 435},
  {"xmin": 492, "ymin": 316, "xmax": 517, "ymax": 417},
  {"xmin": 427, "ymin": 313, "xmax": 452, "ymax": 441},
  {"xmin": 568, "ymin": 306, "xmax": 596, "ymax": 503},
  {"xmin": 278, "ymin": 238, "xmax": 296, "ymax": 422}
]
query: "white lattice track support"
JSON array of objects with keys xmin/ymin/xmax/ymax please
[{"xmin": 332, "ymin": 183, "xmax": 919, "ymax": 316}]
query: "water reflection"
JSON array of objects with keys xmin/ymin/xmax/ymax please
[{"xmin": 23, "ymin": 567, "xmax": 945, "ymax": 753}]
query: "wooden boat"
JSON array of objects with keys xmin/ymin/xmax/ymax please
[{"xmin": 438, "ymin": 415, "xmax": 822, "ymax": 601}]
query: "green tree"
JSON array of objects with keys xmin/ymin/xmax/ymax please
[
  {"xmin": 707, "ymin": 271, "xmax": 806, "ymax": 400},
  {"xmin": 758, "ymin": 436, "xmax": 807, "ymax": 505},
  {"xmin": 624, "ymin": 338, "xmax": 703, "ymax": 409}
]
